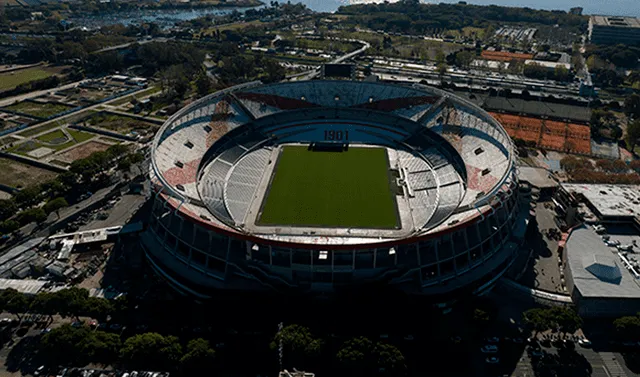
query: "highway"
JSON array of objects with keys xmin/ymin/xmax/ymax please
[{"xmin": 299, "ymin": 39, "xmax": 370, "ymax": 80}]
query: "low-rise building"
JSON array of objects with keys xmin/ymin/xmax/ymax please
[{"xmin": 563, "ymin": 224, "xmax": 640, "ymax": 317}]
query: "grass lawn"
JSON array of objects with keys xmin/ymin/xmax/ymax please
[
  {"xmin": 0, "ymin": 157, "xmax": 57, "ymax": 188},
  {"xmin": 85, "ymin": 112, "xmax": 155, "ymax": 135},
  {"xmin": 68, "ymin": 129, "xmax": 94, "ymax": 143},
  {"xmin": 109, "ymin": 86, "xmax": 161, "ymax": 106},
  {"xmin": 36, "ymin": 129, "xmax": 66, "ymax": 143},
  {"xmin": 17, "ymin": 123, "xmax": 59, "ymax": 137},
  {"xmin": 0, "ymin": 67, "xmax": 54, "ymax": 91},
  {"xmin": 3, "ymin": 101, "xmax": 73, "ymax": 118},
  {"xmin": 258, "ymin": 146, "xmax": 398, "ymax": 228}
]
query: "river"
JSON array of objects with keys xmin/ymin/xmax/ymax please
[
  {"xmin": 68, "ymin": 5, "xmax": 265, "ymax": 29},
  {"xmin": 68, "ymin": 0, "xmax": 639, "ymax": 29}
]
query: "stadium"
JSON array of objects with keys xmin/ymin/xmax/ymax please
[{"xmin": 142, "ymin": 80, "xmax": 525, "ymax": 304}]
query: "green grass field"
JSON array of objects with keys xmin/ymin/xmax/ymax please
[
  {"xmin": 36, "ymin": 129, "xmax": 66, "ymax": 143},
  {"xmin": 0, "ymin": 67, "xmax": 55, "ymax": 91},
  {"xmin": 3, "ymin": 101, "xmax": 72, "ymax": 118},
  {"xmin": 258, "ymin": 146, "xmax": 398, "ymax": 228},
  {"xmin": 17, "ymin": 123, "xmax": 59, "ymax": 137}
]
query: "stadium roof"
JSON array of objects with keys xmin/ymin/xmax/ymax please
[
  {"xmin": 482, "ymin": 97, "xmax": 592, "ymax": 123},
  {"xmin": 566, "ymin": 225, "xmax": 640, "ymax": 298}
]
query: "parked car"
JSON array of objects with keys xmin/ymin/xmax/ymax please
[
  {"xmin": 578, "ymin": 339, "xmax": 592, "ymax": 348},
  {"xmin": 481, "ymin": 345, "xmax": 498, "ymax": 353},
  {"xmin": 485, "ymin": 357, "xmax": 500, "ymax": 364},
  {"xmin": 485, "ymin": 337, "xmax": 500, "ymax": 343}
]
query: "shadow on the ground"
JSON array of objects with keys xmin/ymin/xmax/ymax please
[{"xmin": 4, "ymin": 335, "xmax": 45, "ymax": 375}]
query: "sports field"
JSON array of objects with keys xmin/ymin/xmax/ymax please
[
  {"xmin": 0, "ymin": 67, "xmax": 55, "ymax": 91},
  {"xmin": 258, "ymin": 146, "xmax": 399, "ymax": 228}
]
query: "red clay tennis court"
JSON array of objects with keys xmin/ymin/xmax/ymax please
[{"xmin": 490, "ymin": 112, "xmax": 591, "ymax": 155}]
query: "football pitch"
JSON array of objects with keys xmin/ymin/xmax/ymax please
[{"xmin": 257, "ymin": 145, "xmax": 399, "ymax": 228}]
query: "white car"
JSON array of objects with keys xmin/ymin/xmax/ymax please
[
  {"xmin": 578, "ymin": 339, "xmax": 592, "ymax": 347},
  {"xmin": 481, "ymin": 345, "xmax": 498, "ymax": 353},
  {"xmin": 486, "ymin": 357, "xmax": 500, "ymax": 364}
]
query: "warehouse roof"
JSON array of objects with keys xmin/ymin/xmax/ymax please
[{"xmin": 482, "ymin": 97, "xmax": 592, "ymax": 123}]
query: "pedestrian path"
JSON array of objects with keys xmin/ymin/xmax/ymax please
[{"xmin": 600, "ymin": 352, "xmax": 628, "ymax": 377}]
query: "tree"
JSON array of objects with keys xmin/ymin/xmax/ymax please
[
  {"xmin": 2, "ymin": 288, "xmax": 31, "ymax": 321},
  {"xmin": 42, "ymin": 324, "xmax": 121, "ymax": 365},
  {"xmin": 271, "ymin": 324, "xmax": 322, "ymax": 369},
  {"xmin": 120, "ymin": 333, "xmax": 183, "ymax": 370},
  {"xmin": 523, "ymin": 308, "xmax": 553, "ymax": 336},
  {"xmin": 44, "ymin": 197, "xmax": 68, "ymax": 218},
  {"xmin": 0, "ymin": 199, "xmax": 17, "ymax": 222},
  {"xmin": 180, "ymin": 338, "xmax": 216, "ymax": 375},
  {"xmin": 195, "ymin": 71, "xmax": 212, "ymax": 97},
  {"xmin": 0, "ymin": 220, "xmax": 19, "ymax": 234},
  {"xmin": 83, "ymin": 296, "xmax": 114, "ymax": 322},
  {"xmin": 336, "ymin": 336, "xmax": 374, "ymax": 374},
  {"xmin": 54, "ymin": 287, "xmax": 89, "ymax": 320},
  {"xmin": 31, "ymin": 292, "xmax": 58, "ymax": 323},
  {"xmin": 614, "ymin": 315, "xmax": 640, "ymax": 341},
  {"xmin": 550, "ymin": 307, "xmax": 582, "ymax": 338},
  {"xmin": 627, "ymin": 119, "xmax": 640, "ymax": 152},
  {"xmin": 336, "ymin": 337, "xmax": 405, "ymax": 376},
  {"xmin": 16, "ymin": 207, "xmax": 47, "ymax": 226},
  {"xmin": 14, "ymin": 185, "xmax": 42, "ymax": 206},
  {"xmin": 454, "ymin": 50, "xmax": 473, "ymax": 69},
  {"xmin": 624, "ymin": 94, "xmax": 640, "ymax": 117}
]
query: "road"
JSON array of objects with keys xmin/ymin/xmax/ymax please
[
  {"xmin": 0, "ymin": 79, "xmax": 90, "ymax": 108},
  {"xmin": 92, "ymin": 37, "xmax": 169, "ymax": 54},
  {"xmin": 300, "ymin": 39, "xmax": 371, "ymax": 80}
]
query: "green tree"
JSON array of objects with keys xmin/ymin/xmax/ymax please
[
  {"xmin": 454, "ymin": 50, "xmax": 474, "ymax": 69},
  {"xmin": 627, "ymin": 119, "xmax": 640, "ymax": 152},
  {"xmin": 614, "ymin": 315, "xmax": 640, "ymax": 341},
  {"xmin": 0, "ymin": 199, "xmax": 17, "ymax": 222},
  {"xmin": 0, "ymin": 220, "xmax": 19, "ymax": 234},
  {"xmin": 195, "ymin": 71, "xmax": 212, "ymax": 97},
  {"xmin": 625, "ymin": 94, "xmax": 640, "ymax": 118},
  {"xmin": 549, "ymin": 307, "xmax": 582, "ymax": 338},
  {"xmin": 16, "ymin": 207, "xmax": 47, "ymax": 226},
  {"xmin": 336, "ymin": 337, "xmax": 405, "ymax": 376},
  {"xmin": 180, "ymin": 338, "xmax": 216, "ymax": 375},
  {"xmin": 271, "ymin": 324, "xmax": 322, "ymax": 369},
  {"xmin": 523, "ymin": 308, "xmax": 553, "ymax": 336},
  {"xmin": 14, "ymin": 185, "xmax": 42, "ymax": 206},
  {"xmin": 44, "ymin": 197, "xmax": 68, "ymax": 218},
  {"xmin": 82, "ymin": 296, "xmax": 114, "ymax": 322},
  {"xmin": 54, "ymin": 287, "xmax": 89, "ymax": 320},
  {"xmin": 30, "ymin": 292, "xmax": 58, "ymax": 323},
  {"xmin": 120, "ymin": 333, "xmax": 183, "ymax": 370},
  {"xmin": 2, "ymin": 289, "xmax": 31, "ymax": 321}
]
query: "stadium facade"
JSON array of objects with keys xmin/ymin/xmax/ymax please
[{"xmin": 143, "ymin": 80, "xmax": 526, "ymax": 304}]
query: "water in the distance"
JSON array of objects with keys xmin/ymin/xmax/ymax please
[
  {"xmin": 69, "ymin": 6, "xmax": 264, "ymax": 29},
  {"xmin": 277, "ymin": 0, "xmax": 640, "ymax": 17}
]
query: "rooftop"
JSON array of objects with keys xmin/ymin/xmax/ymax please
[
  {"xmin": 565, "ymin": 224, "xmax": 640, "ymax": 298},
  {"xmin": 561, "ymin": 184, "xmax": 640, "ymax": 219},
  {"xmin": 591, "ymin": 15, "xmax": 640, "ymax": 28},
  {"xmin": 517, "ymin": 166, "xmax": 558, "ymax": 189}
]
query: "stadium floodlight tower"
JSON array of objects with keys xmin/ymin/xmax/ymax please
[{"xmin": 144, "ymin": 80, "xmax": 524, "ymax": 307}]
